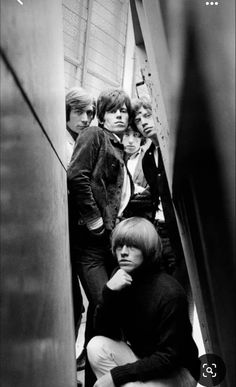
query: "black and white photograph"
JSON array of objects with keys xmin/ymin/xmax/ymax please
[{"xmin": 0, "ymin": 1, "xmax": 235, "ymax": 387}]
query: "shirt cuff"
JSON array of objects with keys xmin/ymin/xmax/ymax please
[{"xmin": 86, "ymin": 217, "xmax": 104, "ymax": 233}]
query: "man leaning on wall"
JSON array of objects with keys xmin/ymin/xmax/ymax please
[{"xmin": 65, "ymin": 87, "xmax": 96, "ymax": 377}]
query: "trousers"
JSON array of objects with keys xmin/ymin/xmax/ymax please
[{"xmin": 87, "ymin": 336, "xmax": 197, "ymax": 387}]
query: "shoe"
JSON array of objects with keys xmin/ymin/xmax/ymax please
[
  {"xmin": 77, "ymin": 379, "xmax": 83, "ymax": 387},
  {"xmin": 76, "ymin": 348, "xmax": 86, "ymax": 371}
]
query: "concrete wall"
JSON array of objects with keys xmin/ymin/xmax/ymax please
[
  {"xmin": 130, "ymin": 1, "xmax": 235, "ymax": 385},
  {"xmin": 0, "ymin": 1, "xmax": 76, "ymax": 386}
]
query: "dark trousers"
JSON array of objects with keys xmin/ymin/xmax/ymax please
[
  {"xmin": 71, "ymin": 226, "xmax": 116, "ymax": 387},
  {"xmin": 71, "ymin": 265, "xmax": 84, "ymax": 339}
]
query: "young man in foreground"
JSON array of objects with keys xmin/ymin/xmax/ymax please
[{"xmin": 87, "ymin": 217, "xmax": 200, "ymax": 387}]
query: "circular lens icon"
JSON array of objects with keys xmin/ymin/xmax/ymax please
[{"xmin": 198, "ymin": 354, "xmax": 226, "ymax": 386}]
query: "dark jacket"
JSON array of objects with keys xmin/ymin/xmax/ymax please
[
  {"xmin": 94, "ymin": 269, "xmax": 200, "ymax": 385},
  {"xmin": 67, "ymin": 126, "xmax": 126, "ymax": 231},
  {"xmin": 142, "ymin": 143, "xmax": 185, "ymax": 263}
]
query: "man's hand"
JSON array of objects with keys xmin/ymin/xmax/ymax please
[
  {"xmin": 94, "ymin": 372, "xmax": 115, "ymax": 387},
  {"xmin": 107, "ymin": 269, "xmax": 132, "ymax": 291}
]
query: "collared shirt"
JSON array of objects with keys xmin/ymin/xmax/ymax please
[
  {"xmin": 127, "ymin": 149, "xmax": 141, "ymax": 179},
  {"xmin": 111, "ymin": 133, "xmax": 131, "ymax": 218},
  {"xmin": 153, "ymin": 145, "xmax": 159, "ymax": 168},
  {"xmin": 118, "ymin": 164, "xmax": 131, "ymax": 217},
  {"xmin": 66, "ymin": 128, "xmax": 76, "ymax": 168},
  {"xmin": 153, "ymin": 145, "xmax": 165, "ymax": 221}
]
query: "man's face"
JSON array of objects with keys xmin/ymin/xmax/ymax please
[
  {"xmin": 122, "ymin": 129, "xmax": 142, "ymax": 155},
  {"xmin": 67, "ymin": 106, "xmax": 94, "ymax": 134},
  {"xmin": 116, "ymin": 245, "xmax": 144, "ymax": 273},
  {"xmin": 134, "ymin": 106, "xmax": 157, "ymax": 140},
  {"xmin": 103, "ymin": 103, "xmax": 129, "ymax": 135}
]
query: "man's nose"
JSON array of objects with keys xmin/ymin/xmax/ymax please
[
  {"xmin": 141, "ymin": 117, "xmax": 148, "ymax": 127},
  {"xmin": 81, "ymin": 112, "xmax": 88, "ymax": 123},
  {"xmin": 120, "ymin": 245, "xmax": 129, "ymax": 255},
  {"xmin": 116, "ymin": 109, "xmax": 122, "ymax": 117}
]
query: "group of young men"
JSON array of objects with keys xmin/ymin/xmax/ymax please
[{"xmin": 65, "ymin": 87, "xmax": 200, "ymax": 387}]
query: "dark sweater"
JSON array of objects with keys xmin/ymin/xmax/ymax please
[{"xmin": 94, "ymin": 268, "xmax": 200, "ymax": 386}]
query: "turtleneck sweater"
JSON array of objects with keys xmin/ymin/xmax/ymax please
[{"xmin": 94, "ymin": 268, "xmax": 200, "ymax": 385}]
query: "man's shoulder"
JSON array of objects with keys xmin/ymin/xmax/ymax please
[
  {"xmin": 78, "ymin": 126, "xmax": 105, "ymax": 144},
  {"xmin": 80, "ymin": 125, "xmax": 103, "ymax": 136}
]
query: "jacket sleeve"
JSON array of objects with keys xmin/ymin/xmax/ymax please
[
  {"xmin": 67, "ymin": 127, "xmax": 103, "ymax": 226},
  {"xmin": 111, "ymin": 296, "xmax": 193, "ymax": 386}
]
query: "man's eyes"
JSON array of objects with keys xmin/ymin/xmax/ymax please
[
  {"xmin": 116, "ymin": 245, "xmax": 136, "ymax": 250},
  {"xmin": 74, "ymin": 109, "xmax": 93, "ymax": 116},
  {"xmin": 123, "ymin": 133, "xmax": 140, "ymax": 138},
  {"xmin": 135, "ymin": 114, "xmax": 151, "ymax": 122},
  {"xmin": 109, "ymin": 108, "xmax": 127, "ymax": 113}
]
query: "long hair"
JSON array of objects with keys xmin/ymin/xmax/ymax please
[
  {"xmin": 131, "ymin": 95, "xmax": 152, "ymax": 117},
  {"xmin": 66, "ymin": 87, "xmax": 96, "ymax": 122},
  {"xmin": 111, "ymin": 217, "xmax": 162, "ymax": 268},
  {"xmin": 125, "ymin": 122, "xmax": 146, "ymax": 146},
  {"xmin": 97, "ymin": 88, "xmax": 132, "ymax": 125}
]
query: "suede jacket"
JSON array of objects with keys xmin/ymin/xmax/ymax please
[{"xmin": 67, "ymin": 126, "xmax": 127, "ymax": 231}]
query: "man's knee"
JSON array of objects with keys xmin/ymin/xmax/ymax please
[{"xmin": 87, "ymin": 335, "xmax": 106, "ymax": 367}]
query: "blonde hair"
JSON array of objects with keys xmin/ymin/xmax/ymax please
[
  {"xmin": 66, "ymin": 87, "xmax": 96, "ymax": 122},
  {"xmin": 111, "ymin": 217, "xmax": 162, "ymax": 267}
]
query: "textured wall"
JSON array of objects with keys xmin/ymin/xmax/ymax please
[
  {"xmin": 63, "ymin": 0, "xmax": 89, "ymax": 88},
  {"xmin": 0, "ymin": 1, "xmax": 76, "ymax": 386},
  {"xmin": 130, "ymin": 1, "xmax": 235, "ymax": 386},
  {"xmin": 62, "ymin": 0, "xmax": 130, "ymax": 96}
]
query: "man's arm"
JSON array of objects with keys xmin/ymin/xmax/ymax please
[
  {"xmin": 110, "ymin": 296, "xmax": 194, "ymax": 386},
  {"xmin": 94, "ymin": 269, "xmax": 132, "ymax": 338}
]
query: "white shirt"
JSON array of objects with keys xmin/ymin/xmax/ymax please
[
  {"xmin": 66, "ymin": 130, "xmax": 76, "ymax": 168},
  {"xmin": 111, "ymin": 133, "xmax": 131, "ymax": 218},
  {"xmin": 154, "ymin": 145, "xmax": 165, "ymax": 222},
  {"xmin": 127, "ymin": 150, "xmax": 141, "ymax": 178},
  {"xmin": 118, "ymin": 164, "xmax": 131, "ymax": 217},
  {"xmin": 127, "ymin": 150, "xmax": 145, "ymax": 194}
]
